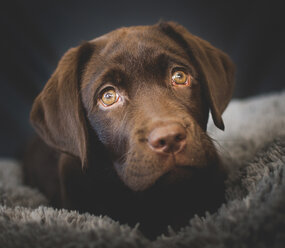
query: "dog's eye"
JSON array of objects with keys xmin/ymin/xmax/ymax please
[
  {"xmin": 100, "ymin": 88, "xmax": 119, "ymax": 107},
  {"xmin": 171, "ymin": 71, "xmax": 190, "ymax": 86}
]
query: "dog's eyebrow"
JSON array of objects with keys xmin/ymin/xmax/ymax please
[
  {"xmin": 94, "ymin": 66, "xmax": 127, "ymax": 95},
  {"xmin": 157, "ymin": 23, "xmax": 200, "ymax": 72},
  {"xmin": 168, "ymin": 57, "xmax": 196, "ymax": 75}
]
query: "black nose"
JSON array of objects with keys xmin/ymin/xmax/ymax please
[{"xmin": 148, "ymin": 123, "xmax": 187, "ymax": 154}]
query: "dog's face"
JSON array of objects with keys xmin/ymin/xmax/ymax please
[{"xmin": 30, "ymin": 22, "xmax": 234, "ymax": 193}]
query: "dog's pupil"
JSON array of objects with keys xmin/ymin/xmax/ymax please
[
  {"xmin": 106, "ymin": 93, "xmax": 113, "ymax": 99},
  {"xmin": 159, "ymin": 140, "xmax": 166, "ymax": 146}
]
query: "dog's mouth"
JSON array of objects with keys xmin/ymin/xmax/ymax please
[
  {"xmin": 114, "ymin": 147, "xmax": 220, "ymax": 191},
  {"xmin": 154, "ymin": 166, "xmax": 195, "ymax": 186},
  {"xmin": 114, "ymin": 158, "xmax": 201, "ymax": 192}
]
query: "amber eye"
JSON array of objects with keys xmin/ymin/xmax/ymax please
[
  {"xmin": 171, "ymin": 71, "xmax": 190, "ymax": 85},
  {"xmin": 100, "ymin": 88, "xmax": 119, "ymax": 107}
]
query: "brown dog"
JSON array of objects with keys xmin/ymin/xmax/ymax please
[{"xmin": 23, "ymin": 21, "xmax": 235, "ymax": 238}]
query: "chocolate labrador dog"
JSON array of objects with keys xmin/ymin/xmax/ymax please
[{"xmin": 23, "ymin": 21, "xmax": 234, "ymax": 238}]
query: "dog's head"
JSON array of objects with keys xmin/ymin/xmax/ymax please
[{"xmin": 31, "ymin": 22, "xmax": 234, "ymax": 192}]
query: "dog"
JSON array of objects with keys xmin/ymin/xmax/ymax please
[{"xmin": 23, "ymin": 21, "xmax": 235, "ymax": 239}]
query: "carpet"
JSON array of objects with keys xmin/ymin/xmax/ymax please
[{"xmin": 0, "ymin": 91, "xmax": 285, "ymax": 248}]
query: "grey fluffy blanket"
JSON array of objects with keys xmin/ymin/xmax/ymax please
[{"xmin": 1, "ymin": 92, "xmax": 285, "ymax": 248}]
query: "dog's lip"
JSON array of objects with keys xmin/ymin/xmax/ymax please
[
  {"xmin": 171, "ymin": 164, "xmax": 198, "ymax": 174},
  {"xmin": 159, "ymin": 165, "xmax": 205, "ymax": 182},
  {"xmin": 114, "ymin": 159, "xmax": 197, "ymax": 178}
]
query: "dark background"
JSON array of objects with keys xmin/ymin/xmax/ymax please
[{"xmin": 1, "ymin": 0, "xmax": 284, "ymax": 158}]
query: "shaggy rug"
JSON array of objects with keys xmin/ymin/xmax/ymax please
[{"xmin": 0, "ymin": 91, "xmax": 285, "ymax": 248}]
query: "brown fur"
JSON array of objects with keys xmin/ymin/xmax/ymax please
[{"xmin": 23, "ymin": 22, "xmax": 235, "ymax": 239}]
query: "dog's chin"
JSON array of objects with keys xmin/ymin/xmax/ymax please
[{"xmin": 141, "ymin": 164, "xmax": 226, "ymax": 215}]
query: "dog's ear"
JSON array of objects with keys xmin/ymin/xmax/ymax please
[
  {"xmin": 189, "ymin": 35, "xmax": 235, "ymax": 130},
  {"xmin": 30, "ymin": 42, "xmax": 94, "ymax": 168},
  {"xmin": 159, "ymin": 22, "xmax": 235, "ymax": 130}
]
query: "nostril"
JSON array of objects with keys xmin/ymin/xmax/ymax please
[
  {"xmin": 158, "ymin": 139, "xmax": 166, "ymax": 147},
  {"xmin": 175, "ymin": 133, "xmax": 186, "ymax": 142}
]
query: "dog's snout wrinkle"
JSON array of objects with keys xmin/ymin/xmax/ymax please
[{"xmin": 148, "ymin": 123, "xmax": 186, "ymax": 154}]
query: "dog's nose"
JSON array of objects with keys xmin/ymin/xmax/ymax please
[{"xmin": 148, "ymin": 123, "xmax": 187, "ymax": 154}]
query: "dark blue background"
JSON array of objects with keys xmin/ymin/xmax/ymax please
[{"xmin": 1, "ymin": 0, "xmax": 284, "ymax": 157}]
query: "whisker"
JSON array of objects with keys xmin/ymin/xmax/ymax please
[
  {"xmin": 117, "ymin": 149, "xmax": 134, "ymax": 164},
  {"xmin": 207, "ymin": 135, "xmax": 232, "ymax": 159}
]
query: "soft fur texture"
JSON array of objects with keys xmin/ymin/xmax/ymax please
[{"xmin": 1, "ymin": 91, "xmax": 285, "ymax": 247}]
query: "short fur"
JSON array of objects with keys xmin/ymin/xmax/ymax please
[{"xmin": 23, "ymin": 22, "xmax": 235, "ymax": 238}]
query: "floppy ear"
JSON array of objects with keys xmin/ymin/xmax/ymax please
[
  {"xmin": 188, "ymin": 35, "xmax": 235, "ymax": 130},
  {"xmin": 159, "ymin": 22, "xmax": 235, "ymax": 130},
  {"xmin": 30, "ymin": 42, "xmax": 94, "ymax": 168}
]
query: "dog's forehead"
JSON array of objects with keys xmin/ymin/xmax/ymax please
[
  {"xmin": 91, "ymin": 25, "xmax": 163, "ymax": 49},
  {"xmin": 90, "ymin": 25, "xmax": 186, "ymax": 62},
  {"xmin": 84, "ymin": 25, "xmax": 194, "ymax": 89}
]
